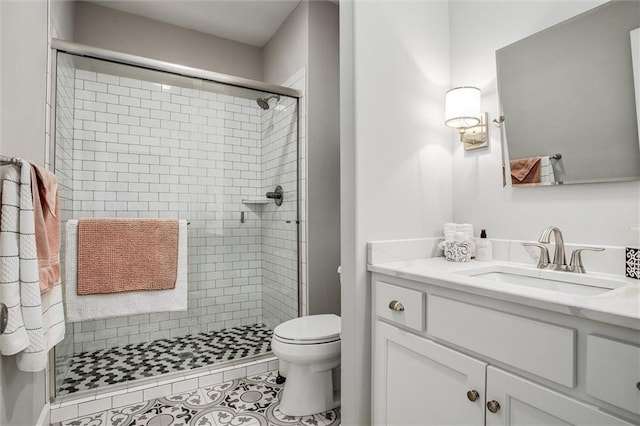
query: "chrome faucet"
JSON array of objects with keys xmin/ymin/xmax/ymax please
[
  {"xmin": 523, "ymin": 226, "xmax": 604, "ymax": 273},
  {"xmin": 538, "ymin": 226, "xmax": 566, "ymax": 269}
]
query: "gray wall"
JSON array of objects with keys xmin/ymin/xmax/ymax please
[
  {"xmin": 0, "ymin": 1, "xmax": 48, "ymax": 424},
  {"xmin": 307, "ymin": 1, "xmax": 340, "ymax": 316},
  {"xmin": 51, "ymin": 0, "xmax": 76, "ymax": 41},
  {"xmin": 339, "ymin": 2, "xmax": 360, "ymax": 424},
  {"xmin": 263, "ymin": 1, "xmax": 341, "ymax": 316},
  {"xmin": 263, "ymin": 1, "xmax": 309, "ymax": 86},
  {"xmin": 72, "ymin": 1, "xmax": 264, "ymax": 81},
  {"xmin": 1, "ymin": 1, "xmax": 48, "ymax": 164}
]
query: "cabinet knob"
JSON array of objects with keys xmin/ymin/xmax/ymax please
[
  {"xmin": 466, "ymin": 390, "xmax": 480, "ymax": 402},
  {"xmin": 487, "ymin": 400, "xmax": 501, "ymax": 413},
  {"xmin": 388, "ymin": 300, "xmax": 405, "ymax": 311},
  {"xmin": 636, "ymin": 381, "xmax": 640, "ymax": 391}
]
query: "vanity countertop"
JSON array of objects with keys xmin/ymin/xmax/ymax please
[{"xmin": 368, "ymin": 258, "xmax": 640, "ymax": 331}]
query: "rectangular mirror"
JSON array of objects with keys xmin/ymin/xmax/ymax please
[{"xmin": 496, "ymin": 1, "xmax": 640, "ymax": 186}]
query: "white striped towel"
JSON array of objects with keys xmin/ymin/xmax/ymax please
[
  {"xmin": 0, "ymin": 161, "xmax": 65, "ymax": 372},
  {"xmin": 540, "ymin": 156, "xmax": 556, "ymax": 184},
  {"xmin": 64, "ymin": 219, "xmax": 188, "ymax": 322}
]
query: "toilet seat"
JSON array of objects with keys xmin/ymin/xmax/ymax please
[
  {"xmin": 273, "ymin": 334, "xmax": 340, "ymax": 345},
  {"xmin": 273, "ymin": 314, "xmax": 341, "ymax": 345}
]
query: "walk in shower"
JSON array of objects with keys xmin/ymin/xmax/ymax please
[{"xmin": 52, "ymin": 42, "xmax": 301, "ymax": 398}]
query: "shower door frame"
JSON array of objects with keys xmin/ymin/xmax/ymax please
[{"xmin": 49, "ymin": 39, "xmax": 304, "ymax": 402}]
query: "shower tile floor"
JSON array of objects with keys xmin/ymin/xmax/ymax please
[
  {"xmin": 56, "ymin": 371, "xmax": 341, "ymax": 426},
  {"xmin": 58, "ymin": 323, "xmax": 273, "ymax": 396}
]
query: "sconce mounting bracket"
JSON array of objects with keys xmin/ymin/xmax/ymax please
[{"xmin": 462, "ymin": 112, "xmax": 489, "ymax": 151}]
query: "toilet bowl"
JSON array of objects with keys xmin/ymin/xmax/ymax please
[{"xmin": 271, "ymin": 314, "xmax": 341, "ymax": 416}]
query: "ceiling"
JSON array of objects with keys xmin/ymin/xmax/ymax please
[{"xmin": 87, "ymin": 0, "xmax": 302, "ymax": 47}]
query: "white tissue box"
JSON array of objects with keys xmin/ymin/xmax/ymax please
[{"xmin": 444, "ymin": 241, "xmax": 471, "ymax": 262}]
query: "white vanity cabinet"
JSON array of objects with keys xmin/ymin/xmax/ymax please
[
  {"xmin": 371, "ymin": 274, "xmax": 640, "ymax": 426},
  {"xmin": 486, "ymin": 367, "xmax": 632, "ymax": 426},
  {"xmin": 374, "ymin": 321, "xmax": 486, "ymax": 425}
]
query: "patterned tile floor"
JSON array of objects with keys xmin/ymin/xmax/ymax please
[
  {"xmin": 58, "ymin": 324, "xmax": 273, "ymax": 395},
  {"xmin": 56, "ymin": 371, "xmax": 341, "ymax": 426}
]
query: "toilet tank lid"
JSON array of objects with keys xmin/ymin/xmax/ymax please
[{"xmin": 273, "ymin": 314, "xmax": 341, "ymax": 342}]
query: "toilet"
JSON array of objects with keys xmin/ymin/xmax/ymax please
[{"xmin": 271, "ymin": 313, "xmax": 341, "ymax": 416}]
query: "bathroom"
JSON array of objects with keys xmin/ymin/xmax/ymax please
[{"xmin": 1, "ymin": 0, "xmax": 639, "ymax": 425}]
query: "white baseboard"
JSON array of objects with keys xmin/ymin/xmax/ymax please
[{"xmin": 36, "ymin": 402, "xmax": 50, "ymax": 426}]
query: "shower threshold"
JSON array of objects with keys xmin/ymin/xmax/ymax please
[{"xmin": 56, "ymin": 323, "xmax": 272, "ymax": 397}]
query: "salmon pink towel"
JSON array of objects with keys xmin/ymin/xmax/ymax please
[
  {"xmin": 30, "ymin": 164, "xmax": 61, "ymax": 294},
  {"xmin": 510, "ymin": 157, "xmax": 542, "ymax": 184},
  {"xmin": 77, "ymin": 218, "xmax": 179, "ymax": 295}
]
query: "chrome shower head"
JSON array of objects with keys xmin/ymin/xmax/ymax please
[
  {"xmin": 256, "ymin": 98, "xmax": 270, "ymax": 110},
  {"xmin": 256, "ymin": 94, "xmax": 280, "ymax": 110}
]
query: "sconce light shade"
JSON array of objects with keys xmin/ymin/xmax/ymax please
[
  {"xmin": 444, "ymin": 86, "xmax": 488, "ymax": 151},
  {"xmin": 445, "ymin": 86, "xmax": 481, "ymax": 128}
]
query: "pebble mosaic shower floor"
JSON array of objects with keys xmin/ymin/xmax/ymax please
[
  {"xmin": 55, "ymin": 371, "xmax": 341, "ymax": 426},
  {"xmin": 58, "ymin": 324, "xmax": 273, "ymax": 396}
]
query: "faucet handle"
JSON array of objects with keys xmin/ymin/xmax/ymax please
[
  {"xmin": 523, "ymin": 242, "xmax": 550, "ymax": 269},
  {"xmin": 569, "ymin": 247, "xmax": 605, "ymax": 273}
]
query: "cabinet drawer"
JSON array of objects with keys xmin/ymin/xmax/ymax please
[
  {"xmin": 427, "ymin": 295, "xmax": 576, "ymax": 387},
  {"xmin": 586, "ymin": 335, "xmax": 640, "ymax": 415},
  {"xmin": 376, "ymin": 281, "xmax": 424, "ymax": 331}
]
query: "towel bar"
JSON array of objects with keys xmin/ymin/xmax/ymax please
[{"xmin": 0, "ymin": 155, "xmax": 21, "ymax": 166}]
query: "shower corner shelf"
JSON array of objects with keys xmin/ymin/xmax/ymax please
[{"xmin": 242, "ymin": 198, "xmax": 270, "ymax": 205}]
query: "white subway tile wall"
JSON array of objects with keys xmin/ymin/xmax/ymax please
[
  {"xmin": 262, "ymin": 68, "xmax": 306, "ymax": 329},
  {"xmin": 68, "ymin": 69, "xmax": 262, "ymax": 352},
  {"xmin": 61, "ymin": 66, "xmax": 299, "ymax": 354}
]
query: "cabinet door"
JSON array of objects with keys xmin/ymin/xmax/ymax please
[
  {"xmin": 485, "ymin": 366, "xmax": 634, "ymax": 426},
  {"xmin": 373, "ymin": 321, "xmax": 486, "ymax": 425}
]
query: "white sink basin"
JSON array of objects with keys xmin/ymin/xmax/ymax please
[{"xmin": 456, "ymin": 264, "xmax": 628, "ymax": 296}]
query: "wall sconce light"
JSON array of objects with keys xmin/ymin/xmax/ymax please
[{"xmin": 445, "ymin": 86, "xmax": 488, "ymax": 151}]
